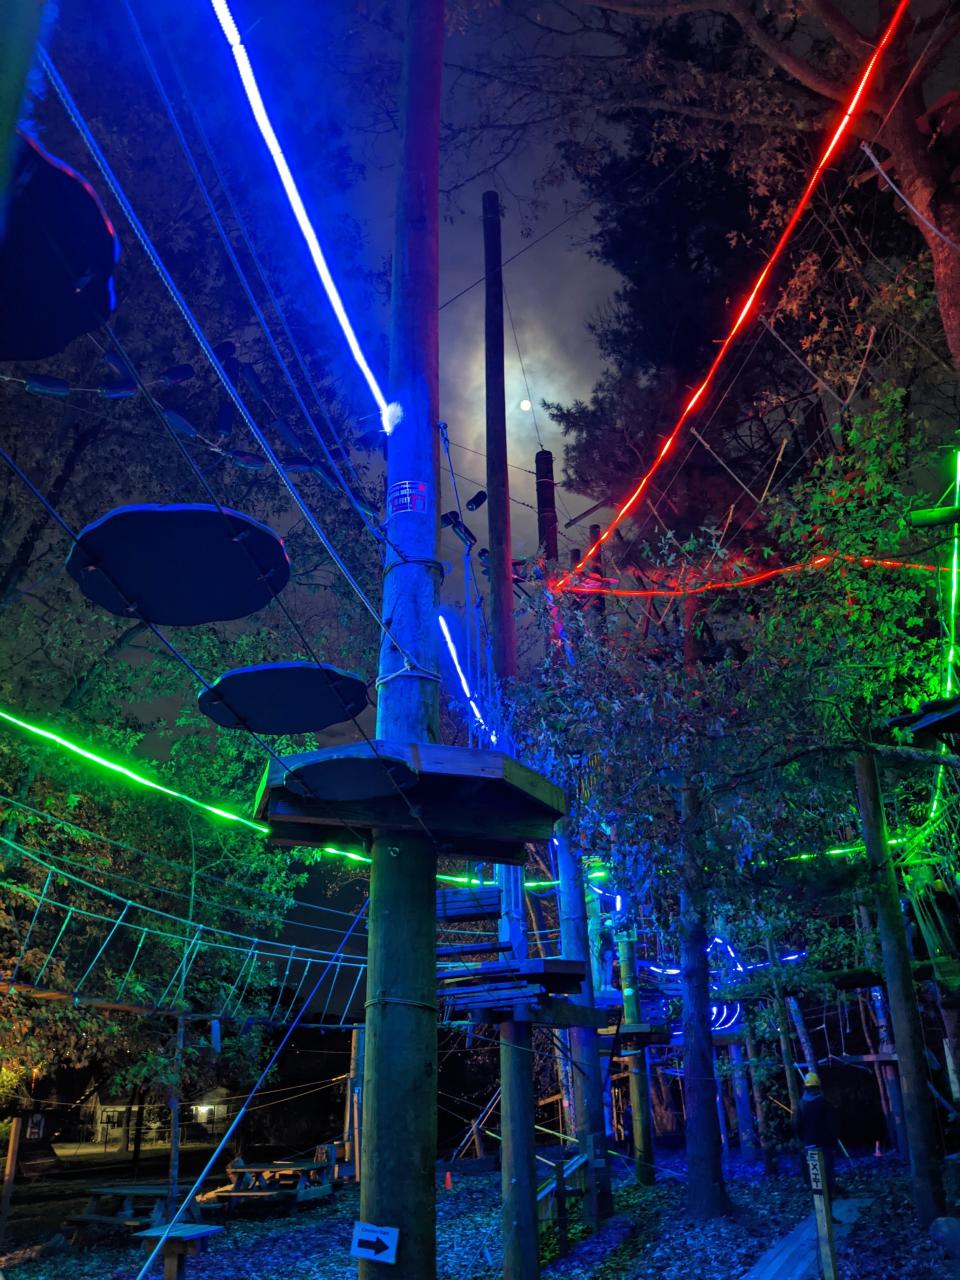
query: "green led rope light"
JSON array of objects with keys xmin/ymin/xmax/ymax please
[
  {"xmin": 0, "ymin": 706, "xmax": 269, "ymax": 835},
  {"xmin": 320, "ymin": 846, "xmax": 604, "ymax": 891}
]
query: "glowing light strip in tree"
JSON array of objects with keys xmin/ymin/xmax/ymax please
[
  {"xmin": 208, "ymin": 0, "xmax": 400, "ymax": 435},
  {"xmin": 564, "ymin": 551, "xmax": 947, "ymax": 599},
  {"xmin": 552, "ymin": 0, "xmax": 911, "ymax": 592},
  {"xmin": 320, "ymin": 844, "xmax": 599, "ymax": 890},
  {"xmin": 0, "ymin": 706, "xmax": 270, "ymax": 835}
]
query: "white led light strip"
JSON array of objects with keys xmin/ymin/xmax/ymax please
[{"xmin": 209, "ymin": 0, "xmax": 401, "ymax": 434}]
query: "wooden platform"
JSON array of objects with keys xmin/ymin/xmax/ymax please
[
  {"xmin": 738, "ymin": 1197, "xmax": 869, "ymax": 1280},
  {"xmin": 254, "ymin": 741, "xmax": 565, "ymax": 865}
]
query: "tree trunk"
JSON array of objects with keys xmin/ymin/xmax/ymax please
[
  {"xmin": 729, "ymin": 1042, "xmax": 760, "ymax": 1157},
  {"xmin": 745, "ymin": 1032, "xmax": 777, "ymax": 1174},
  {"xmin": 679, "ymin": 809, "xmax": 727, "ymax": 1218},
  {"xmin": 882, "ymin": 83, "xmax": 960, "ymax": 369},
  {"xmin": 555, "ymin": 826, "xmax": 613, "ymax": 1220},
  {"xmin": 854, "ymin": 753, "xmax": 944, "ymax": 1226}
]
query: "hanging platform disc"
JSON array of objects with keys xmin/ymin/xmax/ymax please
[
  {"xmin": 66, "ymin": 504, "xmax": 289, "ymax": 625},
  {"xmin": 255, "ymin": 741, "xmax": 566, "ymax": 865},
  {"xmin": 198, "ymin": 662, "xmax": 368, "ymax": 734}
]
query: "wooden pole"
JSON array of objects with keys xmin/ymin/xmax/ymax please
[
  {"xmin": 616, "ymin": 931, "xmax": 655, "ymax": 1184},
  {"xmin": 854, "ymin": 753, "xmax": 944, "ymax": 1226},
  {"xmin": 729, "ymin": 1042, "xmax": 760, "ymax": 1157},
  {"xmin": 360, "ymin": 3, "xmax": 443, "ymax": 1276},
  {"xmin": 806, "ymin": 1148, "xmax": 838, "ymax": 1280},
  {"xmin": 0, "ymin": 1114, "xmax": 23, "ymax": 1242},
  {"xmin": 483, "ymin": 186, "xmax": 539, "ymax": 1280},
  {"xmin": 556, "ymin": 826, "xmax": 614, "ymax": 1223},
  {"xmin": 167, "ymin": 1015, "xmax": 185, "ymax": 1222},
  {"xmin": 535, "ymin": 450, "xmax": 559, "ymax": 562}
]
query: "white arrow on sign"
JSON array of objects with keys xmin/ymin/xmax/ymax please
[{"xmin": 351, "ymin": 1220, "xmax": 400, "ymax": 1265}]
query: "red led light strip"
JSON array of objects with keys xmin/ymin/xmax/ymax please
[
  {"xmin": 553, "ymin": 0, "xmax": 912, "ymax": 593},
  {"xmin": 565, "ymin": 552, "xmax": 947, "ymax": 599}
]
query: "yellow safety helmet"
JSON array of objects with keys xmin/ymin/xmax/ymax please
[{"xmin": 804, "ymin": 1072, "xmax": 821, "ymax": 1089}]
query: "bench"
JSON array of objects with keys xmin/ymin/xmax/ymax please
[
  {"xmin": 63, "ymin": 1212, "xmax": 151, "ymax": 1241},
  {"xmin": 133, "ymin": 1224, "xmax": 224, "ymax": 1280}
]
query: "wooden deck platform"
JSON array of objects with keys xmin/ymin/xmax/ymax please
[{"xmin": 738, "ymin": 1197, "xmax": 869, "ymax": 1280}]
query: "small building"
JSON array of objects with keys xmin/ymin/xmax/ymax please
[{"xmin": 83, "ymin": 1086, "xmax": 236, "ymax": 1145}]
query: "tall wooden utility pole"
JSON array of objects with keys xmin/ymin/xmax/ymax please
[
  {"xmin": 555, "ymin": 828, "xmax": 614, "ymax": 1224},
  {"xmin": 360, "ymin": 3, "xmax": 444, "ymax": 1276},
  {"xmin": 535, "ymin": 450, "xmax": 559, "ymax": 562},
  {"xmin": 484, "ymin": 188, "xmax": 539, "ymax": 1280},
  {"xmin": 854, "ymin": 753, "xmax": 944, "ymax": 1227}
]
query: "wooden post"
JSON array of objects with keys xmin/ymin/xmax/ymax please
[
  {"xmin": 484, "ymin": 186, "xmax": 539, "ymax": 1280},
  {"xmin": 0, "ymin": 1114, "xmax": 23, "ymax": 1242},
  {"xmin": 360, "ymin": 5, "xmax": 443, "ymax": 1277},
  {"xmin": 854, "ymin": 753, "xmax": 944, "ymax": 1226},
  {"xmin": 729, "ymin": 1042, "xmax": 760, "ymax": 1157},
  {"xmin": 714, "ymin": 1050, "xmax": 730, "ymax": 1155},
  {"xmin": 745, "ymin": 1031, "xmax": 777, "ymax": 1174},
  {"xmin": 806, "ymin": 1147, "xmax": 838, "ymax": 1280},
  {"xmin": 166, "ymin": 1015, "xmax": 185, "ymax": 1222},
  {"xmin": 535, "ymin": 450, "xmax": 559, "ymax": 562},
  {"xmin": 556, "ymin": 826, "xmax": 613, "ymax": 1222},
  {"xmin": 554, "ymin": 1159, "xmax": 568, "ymax": 1257},
  {"xmin": 616, "ymin": 931, "xmax": 654, "ymax": 1184},
  {"xmin": 344, "ymin": 1027, "xmax": 365, "ymax": 1169}
]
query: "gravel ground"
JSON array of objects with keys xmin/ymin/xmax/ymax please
[{"xmin": 0, "ymin": 1155, "xmax": 952, "ymax": 1279}]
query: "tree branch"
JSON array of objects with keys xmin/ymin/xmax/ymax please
[
  {"xmin": 575, "ymin": 0, "xmax": 862, "ymax": 107},
  {"xmin": 867, "ymin": 741, "xmax": 960, "ymax": 772},
  {"xmin": 803, "ymin": 0, "xmax": 873, "ymax": 55}
]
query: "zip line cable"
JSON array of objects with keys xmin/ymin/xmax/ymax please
[
  {"xmin": 204, "ymin": 1, "xmax": 399, "ymax": 435},
  {"xmin": 132, "ymin": 900, "xmax": 368, "ymax": 1280}
]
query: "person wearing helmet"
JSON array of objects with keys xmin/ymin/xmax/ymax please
[{"xmin": 795, "ymin": 1072, "xmax": 839, "ymax": 1195}]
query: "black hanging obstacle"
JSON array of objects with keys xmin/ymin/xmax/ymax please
[
  {"xmin": 66, "ymin": 503, "xmax": 289, "ymax": 625},
  {"xmin": 198, "ymin": 661, "xmax": 368, "ymax": 734}
]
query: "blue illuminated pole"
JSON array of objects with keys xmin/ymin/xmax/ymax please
[{"xmin": 360, "ymin": 3, "xmax": 444, "ymax": 1278}]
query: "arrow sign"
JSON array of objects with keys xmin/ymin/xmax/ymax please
[{"xmin": 351, "ymin": 1220, "xmax": 399, "ymax": 1265}]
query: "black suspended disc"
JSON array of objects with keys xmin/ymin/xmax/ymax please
[
  {"xmin": 198, "ymin": 662, "xmax": 368, "ymax": 734},
  {"xmin": 66, "ymin": 503, "xmax": 289, "ymax": 625},
  {"xmin": 285, "ymin": 747, "xmax": 417, "ymax": 802}
]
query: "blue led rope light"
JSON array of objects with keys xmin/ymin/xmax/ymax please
[
  {"xmin": 438, "ymin": 614, "xmax": 497, "ymax": 744},
  {"xmin": 208, "ymin": 0, "xmax": 400, "ymax": 435}
]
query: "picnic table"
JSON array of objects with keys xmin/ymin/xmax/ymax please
[
  {"xmin": 133, "ymin": 1223, "xmax": 223, "ymax": 1280},
  {"xmin": 213, "ymin": 1154, "xmax": 336, "ymax": 1211},
  {"xmin": 64, "ymin": 1183, "xmax": 203, "ymax": 1241}
]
